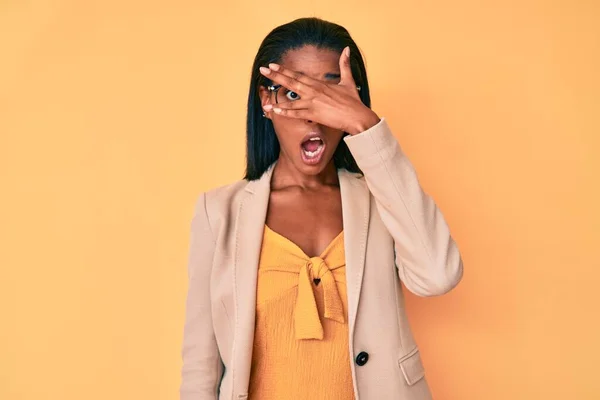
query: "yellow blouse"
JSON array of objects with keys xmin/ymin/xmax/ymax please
[{"xmin": 248, "ymin": 225, "xmax": 355, "ymax": 400}]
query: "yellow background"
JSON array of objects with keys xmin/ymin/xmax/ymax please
[{"xmin": 1, "ymin": 1, "xmax": 599, "ymax": 399}]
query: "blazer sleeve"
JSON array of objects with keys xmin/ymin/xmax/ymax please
[
  {"xmin": 344, "ymin": 117, "xmax": 463, "ymax": 296},
  {"xmin": 180, "ymin": 192, "xmax": 223, "ymax": 400}
]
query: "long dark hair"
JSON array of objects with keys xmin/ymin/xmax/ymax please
[{"xmin": 244, "ymin": 17, "xmax": 372, "ymax": 180}]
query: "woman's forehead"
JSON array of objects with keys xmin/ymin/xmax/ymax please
[{"xmin": 279, "ymin": 45, "xmax": 341, "ymax": 80}]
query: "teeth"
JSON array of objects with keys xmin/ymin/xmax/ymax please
[
  {"xmin": 303, "ymin": 143, "xmax": 324, "ymax": 158},
  {"xmin": 308, "ymin": 137, "xmax": 321, "ymax": 141}
]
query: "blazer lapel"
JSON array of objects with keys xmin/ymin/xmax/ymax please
[
  {"xmin": 231, "ymin": 163, "xmax": 274, "ymax": 397},
  {"xmin": 338, "ymin": 169, "xmax": 371, "ymax": 339}
]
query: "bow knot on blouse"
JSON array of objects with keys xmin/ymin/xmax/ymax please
[
  {"xmin": 258, "ymin": 225, "xmax": 347, "ymax": 341},
  {"xmin": 296, "ymin": 256, "xmax": 345, "ymax": 340}
]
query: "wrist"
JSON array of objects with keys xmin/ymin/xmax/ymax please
[{"xmin": 347, "ymin": 110, "xmax": 381, "ymax": 135}]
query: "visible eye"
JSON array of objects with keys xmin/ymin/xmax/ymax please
[{"xmin": 284, "ymin": 90, "xmax": 300, "ymax": 101}]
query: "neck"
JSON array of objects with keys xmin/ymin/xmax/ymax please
[{"xmin": 270, "ymin": 156, "xmax": 339, "ymax": 191}]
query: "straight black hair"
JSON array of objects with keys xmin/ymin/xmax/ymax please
[{"xmin": 244, "ymin": 17, "xmax": 372, "ymax": 180}]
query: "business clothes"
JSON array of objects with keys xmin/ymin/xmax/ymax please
[{"xmin": 180, "ymin": 117, "xmax": 464, "ymax": 400}]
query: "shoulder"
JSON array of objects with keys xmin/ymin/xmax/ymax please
[
  {"xmin": 192, "ymin": 178, "xmax": 248, "ymax": 215},
  {"xmin": 207, "ymin": 179, "xmax": 248, "ymax": 204}
]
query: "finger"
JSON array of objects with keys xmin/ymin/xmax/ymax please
[
  {"xmin": 265, "ymin": 99, "xmax": 311, "ymax": 110},
  {"xmin": 259, "ymin": 65, "xmax": 317, "ymax": 95},
  {"xmin": 339, "ymin": 46, "xmax": 356, "ymax": 87},
  {"xmin": 269, "ymin": 63, "xmax": 321, "ymax": 87},
  {"xmin": 271, "ymin": 107, "xmax": 313, "ymax": 119}
]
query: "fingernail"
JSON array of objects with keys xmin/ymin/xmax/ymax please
[
  {"xmin": 345, "ymin": 46, "xmax": 350, "ymax": 57},
  {"xmin": 259, "ymin": 66, "xmax": 271, "ymax": 75},
  {"xmin": 268, "ymin": 63, "xmax": 280, "ymax": 71},
  {"xmin": 263, "ymin": 104, "xmax": 273, "ymax": 111},
  {"xmin": 273, "ymin": 107, "xmax": 282, "ymax": 114}
]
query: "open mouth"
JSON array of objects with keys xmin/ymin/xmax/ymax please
[{"xmin": 300, "ymin": 136, "xmax": 326, "ymax": 165}]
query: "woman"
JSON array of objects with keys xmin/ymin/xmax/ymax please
[{"xmin": 180, "ymin": 17, "xmax": 463, "ymax": 400}]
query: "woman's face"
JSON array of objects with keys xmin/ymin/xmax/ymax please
[{"xmin": 259, "ymin": 45, "xmax": 345, "ymax": 176}]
